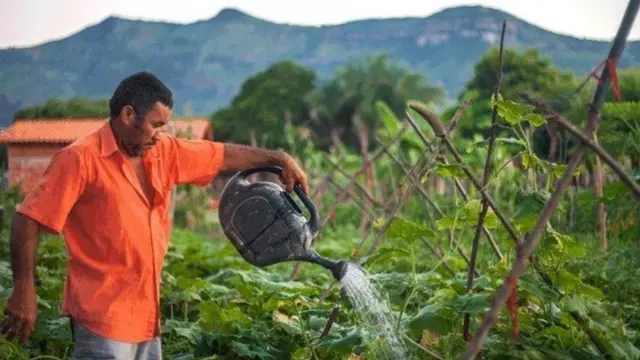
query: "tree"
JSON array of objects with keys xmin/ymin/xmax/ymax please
[
  {"xmin": 450, "ymin": 47, "xmax": 579, "ymax": 134},
  {"xmin": 446, "ymin": 47, "xmax": 585, "ymax": 164},
  {"xmin": 210, "ymin": 60, "xmax": 316, "ymax": 149},
  {"xmin": 14, "ymin": 97, "xmax": 109, "ymax": 119},
  {"xmin": 308, "ymin": 53, "xmax": 446, "ymax": 151}
]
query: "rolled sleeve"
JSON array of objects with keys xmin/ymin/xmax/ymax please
[
  {"xmin": 17, "ymin": 147, "xmax": 87, "ymax": 233},
  {"xmin": 168, "ymin": 137, "xmax": 225, "ymax": 186}
]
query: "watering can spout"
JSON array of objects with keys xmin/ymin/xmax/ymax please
[{"xmin": 303, "ymin": 250, "xmax": 349, "ymax": 281}]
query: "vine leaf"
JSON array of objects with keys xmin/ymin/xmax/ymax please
[
  {"xmin": 493, "ymin": 99, "xmax": 532, "ymax": 125},
  {"xmin": 523, "ymin": 113, "xmax": 545, "ymax": 127},
  {"xmin": 436, "ymin": 199, "xmax": 499, "ymax": 230},
  {"xmin": 434, "ymin": 163, "xmax": 466, "ymax": 178},
  {"xmin": 384, "ymin": 217, "xmax": 437, "ymax": 241}
]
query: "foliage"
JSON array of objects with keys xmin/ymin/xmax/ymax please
[
  {"xmin": 2, "ymin": 89, "xmax": 639, "ymax": 359},
  {"xmin": 307, "ymin": 54, "xmax": 445, "ymax": 151},
  {"xmin": 444, "ymin": 48, "xmax": 582, "ymax": 149},
  {"xmin": 209, "ymin": 54, "xmax": 444, "ymax": 153},
  {"xmin": 2, "ymin": 41, "xmax": 640, "ymax": 359},
  {"xmin": 13, "ymin": 97, "xmax": 109, "ymax": 119},
  {"xmin": 600, "ymin": 101, "xmax": 640, "ymax": 163},
  {"xmin": 462, "ymin": 48, "xmax": 576, "ymax": 104},
  {"xmin": 211, "ymin": 60, "xmax": 316, "ymax": 148}
]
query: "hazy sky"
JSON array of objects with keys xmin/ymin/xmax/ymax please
[{"xmin": 1, "ymin": 0, "xmax": 639, "ymax": 48}]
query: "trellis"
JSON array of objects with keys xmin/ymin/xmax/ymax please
[{"xmin": 287, "ymin": 3, "xmax": 640, "ymax": 357}]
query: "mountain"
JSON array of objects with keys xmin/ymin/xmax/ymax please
[{"xmin": 0, "ymin": 5, "xmax": 638, "ymax": 127}]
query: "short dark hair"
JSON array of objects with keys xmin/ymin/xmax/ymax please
[{"xmin": 109, "ymin": 71, "xmax": 174, "ymax": 118}]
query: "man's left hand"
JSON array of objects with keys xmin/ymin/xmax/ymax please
[{"xmin": 278, "ymin": 153, "xmax": 309, "ymax": 194}]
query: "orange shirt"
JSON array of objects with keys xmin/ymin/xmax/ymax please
[{"xmin": 17, "ymin": 120, "xmax": 225, "ymax": 343}]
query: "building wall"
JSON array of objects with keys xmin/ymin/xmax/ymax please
[{"xmin": 7, "ymin": 143, "xmax": 66, "ymax": 194}]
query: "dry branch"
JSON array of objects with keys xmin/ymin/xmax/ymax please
[
  {"xmin": 327, "ymin": 178, "xmax": 377, "ymax": 219},
  {"xmin": 375, "ymin": 138, "xmax": 438, "ymax": 224},
  {"xmin": 310, "ymin": 153, "xmax": 347, "ymax": 199},
  {"xmin": 519, "ymin": 92, "xmax": 640, "ymax": 199},
  {"xmin": 401, "ymin": 333, "xmax": 444, "ymax": 360},
  {"xmin": 316, "ymin": 100, "xmax": 473, "ymax": 304},
  {"xmin": 407, "ymin": 105, "xmax": 521, "ymax": 244},
  {"xmin": 323, "ymin": 154, "xmax": 382, "ymax": 208},
  {"xmin": 317, "ymin": 126, "xmax": 409, "ymax": 228},
  {"xmin": 464, "ymin": 20, "xmax": 507, "ymax": 341},
  {"xmin": 358, "ymin": 103, "xmax": 471, "ymax": 257},
  {"xmin": 317, "ymin": 148, "xmax": 444, "ymax": 301},
  {"xmin": 363, "ymin": 142, "xmax": 447, "ymax": 256},
  {"xmin": 404, "ymin": 110, "xmax": 505, "ymax": 260},
  {"xmin": 420, "ymin": 238, "xmax": 457, "ymax": 276},
  {"xmin": 377, "ymin": 139, "xmax": 478, "ymax": 275},
  {"xmin": 318, "ymin": 306, "xmax": 340, "ymax": 341}
]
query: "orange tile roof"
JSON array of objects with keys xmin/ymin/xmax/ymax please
[
  {"xmin": 0, "ymin": 119, "xmax": 105, "ymax": 144},
  {"xmin": 0, "ymin": 118, "xmax": 212, "ymax": 144}
]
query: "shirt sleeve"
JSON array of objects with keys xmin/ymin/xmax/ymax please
[
  {"xmin": 166, "ymin": 136, "xmax": 225, "ymax": 186},
  {"xmin": 16, "ymin": 147, "xmax": 87, "ymax": 233}
]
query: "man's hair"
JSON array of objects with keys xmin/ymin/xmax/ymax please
[{"xmin": 109, "ymin": 71, "xmax": 174, "ymax": 119}]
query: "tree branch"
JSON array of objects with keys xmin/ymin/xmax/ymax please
[
  {"xmin": 464, "ymin": 20, "xmax": 507, "ymax": 341},
  {"xmin": 519, "ymin": 92, "xmax": 640, "ymax": 199}
]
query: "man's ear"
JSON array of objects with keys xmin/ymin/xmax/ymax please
[{"xmin": 121, "ymin": 105, "xmax": 136, "ymax": 127}]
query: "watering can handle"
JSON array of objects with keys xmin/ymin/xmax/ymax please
[{"xmin": 238, "ymin": 166, "xmax": 319, "ymax": 234}]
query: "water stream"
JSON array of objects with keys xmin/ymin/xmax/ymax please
[{"xmin": 339, "ymin": 262, "xmax": 408, "ymax": 360}]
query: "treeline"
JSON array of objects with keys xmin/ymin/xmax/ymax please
[
  {"xmin": 14, "ymin": 98, "xmax": 110, "ymax": 119},
  {"xmin": 10, "ymin": 48, "xmax": 640, "ymax": 166}
]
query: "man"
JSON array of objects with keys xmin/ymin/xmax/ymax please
[{"xmin": 0, "ymin": 72, "xmax": 309, "ymax": 359}]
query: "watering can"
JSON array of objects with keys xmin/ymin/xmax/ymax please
[{"xmin": 217, "ymin": 166, "xmax": 348, "ymax": 281}]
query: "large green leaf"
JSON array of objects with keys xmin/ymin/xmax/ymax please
[
  {"xmin": 384, "ymin": 217, "xmax": 437, "ymax": 242},
  {"xmin": 407, "ymin": 305, "xmax": 456, "ymax": 336}
]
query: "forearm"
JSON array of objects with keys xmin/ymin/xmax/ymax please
[
  {"xmin": 9, "ymin": 212, "xmax": 41, "ymax": 288},
  {"xmin": 220, "ymin": 143, "xmax": 286, "ymax": 172}
]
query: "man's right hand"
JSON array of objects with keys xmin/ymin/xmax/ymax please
[{"xmin": 1, "ymin": 283, "xmax": 37, "ymax": 343}]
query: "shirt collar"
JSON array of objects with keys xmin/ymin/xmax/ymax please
[{"xmin": 99, "ymin": 119, "xmax": 119, "ymax": 157}]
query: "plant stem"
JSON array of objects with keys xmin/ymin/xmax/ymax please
[{"xmin": 464, "ymin": 20, "xmax": 507, "ymax": 342}]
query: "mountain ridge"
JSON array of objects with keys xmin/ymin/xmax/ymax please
[
  {"xmin": 0, "ymin": 5, "xmax": 638, "ymax": 127},
  {"xmin": 4, "ymin": 5, "xmax": 625, "ymax": 46}
]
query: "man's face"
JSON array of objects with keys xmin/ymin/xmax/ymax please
[{"xmin": 120, "ymin": 102, "xmax": 172, "ymax": 157}]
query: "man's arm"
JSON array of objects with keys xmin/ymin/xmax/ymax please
[
  {"xmin": 1, "ymin": 212, "xmax": 41, "ymax": 343},
  {"xmin": 220, "ymin": 143, "xmax": 284, "ymax": 172},
  {"xmin": 1, "ymin": 147, "xmax": 86, "ymax": 343},
  {"xmin": 168, "ymin": 137, "xmax": 309, "ymax": 194},
  {"xmin": 9, "ymin": 212, "xmax": 42, "ymax": 288},
  {"xmin": 220, "ymin": 143, "xmax": 308, "ymax": 193}
]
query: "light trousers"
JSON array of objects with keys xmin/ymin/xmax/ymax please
[{"xmin": 69, "ymin": 318, "xmax": 162, "ymax": 360}]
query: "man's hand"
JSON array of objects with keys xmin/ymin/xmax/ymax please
[
  {"xmin": 278, "ymin": 153, "xmax": 309, "ymax": 194},
  {"xmin": 1, "ymin": 283, "xmax": 37, "ymax": 343}
]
